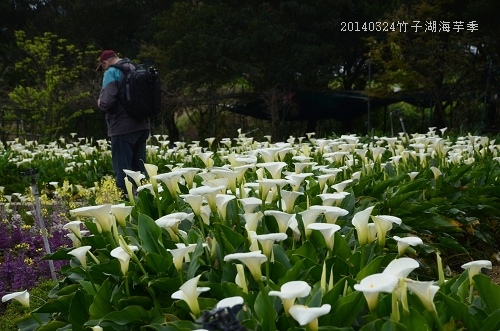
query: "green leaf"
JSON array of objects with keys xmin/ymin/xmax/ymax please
[
  {"xmin": 89, "ymin": 278, "xmax": 113, "ymax": 319},
  {"xmin": 481, "ymin": 309, "xmax": 500, "ymax": 331},
  {"xmin": 441, "ymin": 293, "xmax": 480, "ymax": 330},
  {"xmin": 68, "ymin": 289, "xmax": 92, "ymax": 331},
  {"xmin": 333, "ymin": 231, "xmax": 352, "ymax": 261},
  {"xmin": 33, "ymin": 320, "xmax": 69, "ymax": 331},
  {"xmin": 254, "ymin": 289, "xmax": 277, "ymax": 331},
  {"xmin": 291, "ymin": 240, "xmax": 318, "ymax": 263},
  {"xmin": 380, "ymin": 319, "xmax": 408, "ymax": 331},
  {"xmin": 217, "ymin": 223, "xmax": 246, "ymax": 251},
  {"xmin": 187, "ymin": 240, "xmax": 205, "ymax": 279},
  {"xmin": 138, "ymin": 213, "xmax": 168, "ymax": 257},
  {"xmin": 145, "ymin": 252, "xmax": 173, "ymax": 274},
  {"xmin": 99, "ymin": 305, "xmax": 155, "ymax": 327},
  {"xmin": 327, "ymin": 291, "xmax": 364, "ymax": 327},
  {"xmin": 400, "ymin": 307, "xmax": 431, "ymax": 331},
  {"xmin": 474, "ymin": 274, "xmax": 500, "ymax": 313}
]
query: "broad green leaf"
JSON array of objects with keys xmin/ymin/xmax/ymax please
[
  {"xmin": 89, "ymin": 278, "xmax": 113, "ymax": 319},
  {"xmin": 254, "ymin": 289, "xmax": 277, "ymax": 331},
  {"xmin": 99, "ymin": 305, "xmax": 155, "ymax": 327},
  {"xmin": 138, "ymin": 213, "xmax": 168, "ymax": 257},
  {"xmin": 68, "ymin": 289, "xmax": 92, "ymax": 331},
  {"xmin": 380, "ymin": 319, "xmax": 408, "ymax": 331},
  {"xmin": 441, "ymin": 293, "xmax": 480, "ymax": 330},
  {"xmin": 145, "ymin": 252, "xmax": 173, "ymax": 274},
  {"xmin": 327, "ymin": 291, "xmax": 364, "ymax": 327},
  {"xmin": 474, "ymin": 274, "xmax": 500, "ymax": 313},
  {"xmin": 186, "ymin": 240, "xmax": 205, "ymax": 279},
  {"xmin": 481, "ymin": 309, "xmax": 500, "ymax": 331},
  {"xmin": 399, "ymin": 307, "xmax": 431, "ymax": 331},
  {"xmin": 33, "ymin": 320, "xmax": 69, "ymax": 331},
  {"xmin": 291, "ymin": 240, "xmax": 318, "ymax": 263}
]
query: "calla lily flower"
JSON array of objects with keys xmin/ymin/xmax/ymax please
[
  {"xmin": 181, "ymin": 194, "xmax": 204, "ymax": 217},
  {"xmin": 288, "ymin": 304, "xmax": 331, "ymax": 330},
  {"xmin": 280, "ymin": 190, "xmax": 303, "ymax": 213},
  {"xmin": 70, "ymin": 204, "xmax": 112, "ymax": 233},
  {"xmin": 90, "ymin": 326, "xmax": 103, "ymax": 331},
  {"xmin": 239, "ymin": 197, "xmax": 263, "ymax": 213},
  {"xmin": 405, "ymin": 279, "xmax": 439, "ymax": 312},
  {"xmin": 461, "ymin": 260, "xmax": 492, "ymax": 285},
  {"xmin": 307, "ymin": 223, "xmax": 341, "ymax": 251},
  {"xmin": 255, "ymin": 162, "xmax": 286, "ymax": 179},
  {"xmin": 143, "ymin": 163, "xmax": 158, "ymax": 178},
  {"xmin": 371, "ymin": 215, "xmax": 402, "ymax": 246},
  {"xmin": 235, "ymin": 264, "xmax": 249, "ymax": 293},
  {"xmin": 212, "ymin": 168, "xmax": 239, "ymax": 194},
  {"xmin": 2, "ymin": 290, "xmax": 30, "ymax": 308},
  {"xmin": 216, "ymin": 194, "xmax": 236, "ymax": 221},
  {"xmin": 216, "ymin": 296, "xmax": 244, "ymax": 309},
  {"xmin": 351, "ymin": 205, "xmax": 375, "ymax": 245},
  {"xmin": 269, "ymin": 281, "xmax": 311, "ymax": 316},
  {"xmin": 154, "ymin": 170, "xmax": 185, "ymax": 199},
  {"xmin": 110, "ymin": 245, "xmax": 139, "ymax": 275},
  {"xmin": 318, "ymin": 192, "xmax": 348, "ymax": 206},
  {"xmin": 190, "ymin": 185, "xmax": 226, "ymax": 213},
  {"xmin": 354, "ymin": 273, "xmax": 398, "ymax": 311},
  {"xmin": 332, "ymin": 179, "xmax": 353, "ymax": 193},
  {"xmin": 264, "ymin": 210, "xmax": 294, "ymax": 233},
  {"xmin": 311, "ymin": 205, "xmax": 349, "ymax": 224},
  {"xmin": 111, "ymin": 204, "xmax": 133, "ymax": 228},
  {"xmin": 393, "ymin": 236, "xmax": 423, "ymax": 256},
  {"xmin": 63, "ymin": 220, "xmax": 83, "ymax": 239},
  {"xmin": 179, "ymin": 167, "xmax": 201, "ymax": 189},
  {"xmin": 123, "ymin": 169, "xmax": 145, "ymax": 187},
  {"xmin": 257, "ymin": 178, "xmax": 288, "ymax": 203},
  {"xmin": 224, "ymin": 250, "xmax": 268, "ymax": 282},
  {"xmin": 167, "ymin": 243, "xmax": 198, "ymax": 271},
  {"xmin": 68, "ymin": 245, "xmax": 92, "ymax": 269},
  {"xmin": 297, "ymin": 208, "xmax": 325, "ymax": 238},
  {"xmin": 383, "ymin": 257, "xmax": 420, "ymax": 279},
  {"xmin": 171, "ymin": 274, "xmax": 210, "ymax": 316},
  {"xmin": 430, "ymin": 166, "xmax": 442, "ymax": 180},
  {"xmin": 242, "ymin": 211, "xmax": 263, "ymax": 233},
  {"xmin": 285, "ymin": 173, "xmax": 313, "ymax": 191},
  {"xmin": 250, "ymin": 232, "xmax": 287, "ymax": 261}
]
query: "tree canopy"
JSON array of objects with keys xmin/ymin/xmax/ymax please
[{"xmin": 1, "ymin": 0, "xmax": 499, "ymax": 141}]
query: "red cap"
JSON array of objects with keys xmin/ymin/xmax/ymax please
[{"xmin": 96, "ymin": 50, "xmax": 117, "ymax": 72}]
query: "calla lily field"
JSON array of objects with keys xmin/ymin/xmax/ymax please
[{"xmin": 1, "ymin": 128, "xmax": 500, "ymax": 330}]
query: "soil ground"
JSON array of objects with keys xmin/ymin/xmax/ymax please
[{"xmin": 490, "ymin": 264, "xmax": 500, "ymax": 284}]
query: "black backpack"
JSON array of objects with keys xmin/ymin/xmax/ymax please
[{"xmin": 111, "ymin": 60, "xmax": 161, "ymax": 119}]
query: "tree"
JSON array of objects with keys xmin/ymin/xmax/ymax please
[
  {"xmin": 370, "ymin": 0, "xmax": 493, "ymax": 130},
  {"xmin": 8, "ymin": 31, "xmax": 97, "ymax": 140}
]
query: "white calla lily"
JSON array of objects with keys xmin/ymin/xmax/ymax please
[
  {"xmin": 171, "ymin": 274, "xmax": 210, "ymax": 316},
  {"xmin": 68, "ymin": 245, "xmax": 92, "ymax": 269},
  {"xmin": 224, "ymin": 250, "xmax": 267, "ymax": 282},
  {"xmin": 288, "ymin": 304, "xmax": 331, "ymax": 330},
  {"xmin": 269, "ymin": 281, "xmax": 311, "ymax": 316},
  {"xmin": 405, "ymin": 279, "xmax": 439, "ymax": 312},
  {"xmin": 110, "ymin": 245, "xmax": 139, "ymax": 275},
  {"xmin": 371, "ymin": 215, "xmax": 402, "ymax": 246},
  {"xmin": 351, "ymin": 205, "xmax": 375, "ymax": 245},
  {"xmin": 393, "ymin": 236, "xmax": 423, "ymax": 256},
  {"xmin": 354, "ymin": 273, "xmax": 398, "ymax": 311},
  {"xmin": 2, "ymin": 290, "xmax": 30, "ymax": 308}
]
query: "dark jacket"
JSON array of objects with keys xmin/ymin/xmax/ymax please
[{"xmin": 98, "ymin": 58, "xmax": 150, "ymax": 137}]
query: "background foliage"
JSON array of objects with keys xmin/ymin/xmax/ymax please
[{"xmin": 1, "ymin": 0, "xmax": 500, "ymax": 141}]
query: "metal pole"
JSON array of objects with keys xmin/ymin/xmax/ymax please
[{"xmin": 28, "ymin": 169, "xmax": 57, "ymax": 282}]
